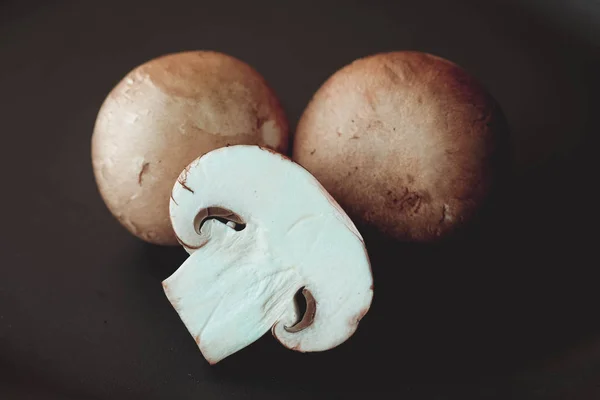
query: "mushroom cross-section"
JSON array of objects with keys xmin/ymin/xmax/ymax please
[{"xmin": 163, "ymin": 145, "xmax": 373, "ymax": 364}]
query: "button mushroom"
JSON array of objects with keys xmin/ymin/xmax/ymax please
[
  {"xmin": 293, "ymin": 51, "xmax": 507, "ymax": 242},
  {"xmin": 92, "ymin": 51, "xmax": 289, "ymax": 245},
  {"xmin": 163, "ymin": 145, "xmax": 373, "ymax": 364}
]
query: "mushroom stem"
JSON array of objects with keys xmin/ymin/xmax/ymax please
[{"xmin": 284, "ymin": 288, "xmax": 316, "ymax": 333}]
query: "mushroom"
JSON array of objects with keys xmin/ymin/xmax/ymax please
[
  {"xmin": 92, "ymin": 51, "xmax": 288, "ymax": 245},
  {"xmin": 293, "ymin": 51, "xmax": 507, "ymax": 242},
  {"xmin": 162, "ymin": 145, "xmax": 373, "ymax": 364}
]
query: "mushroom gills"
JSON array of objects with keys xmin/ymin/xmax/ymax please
[
  {"xmin": 194, "ymin": 206, "xmax": 246, "ymax": 232},
  {"xmin": 284, "ymin": 288, "xmax": 316, "ymax": 333}
]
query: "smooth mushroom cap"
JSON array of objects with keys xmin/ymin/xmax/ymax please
[
  {"xmin": 163, "ymin": 145, "xmax": 373, "ymax": 364},
  {"xmin": 293, "ymin": 51, "xmax": 506, "ymax": 242},
  {"xmin": 92, "ymin": 51, "xmax": 288, "ymax": 245}
]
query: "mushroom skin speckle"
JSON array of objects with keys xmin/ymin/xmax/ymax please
[
  {"xmin": 92, "ymin": 51, "xmax": 289, "ymax": 245},
  {"xmin": 293, "ymin": 51, "xmax": 508, "ymax": 242}
]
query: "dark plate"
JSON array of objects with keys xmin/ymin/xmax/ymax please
[{"xmin": 1, "ymin": 0, "xmax": 598, "ymax": 398}]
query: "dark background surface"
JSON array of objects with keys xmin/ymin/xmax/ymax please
[{"xmin": 1, "ymin": 0, "xmax": 598, "ymax": 398}]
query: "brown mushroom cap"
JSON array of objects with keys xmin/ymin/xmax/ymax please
[
  {"xmin": 92, "ymin": 51, "xmax": 289, "ymax": 245},
  {"xmin": 293, "ymin": 51, "xmax": 506, "ymax": 242}
]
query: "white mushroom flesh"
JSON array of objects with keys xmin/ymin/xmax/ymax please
[{"xmin": 163, "ymin": 145, "xmax": 373, "ymax": 364}]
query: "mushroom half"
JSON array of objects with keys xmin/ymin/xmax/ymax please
[{"xmin": 163, "ymin": 145, "xmax": 373, "ymax": 364}]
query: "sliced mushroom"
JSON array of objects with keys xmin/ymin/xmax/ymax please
[{"xmin": 163, "ymin": 145, "xmax": 373, "ymax": 364}]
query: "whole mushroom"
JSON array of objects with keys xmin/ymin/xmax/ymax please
[
  {"xmin": 163, "ymin": 145, "xmax": 373, "ymax": 364},
  {"xmin": 92, "ymin": 51, "xmax": 289, "ymax": 245},
  {"xmin": 293, "ymin": 51, "xmax": 507, "ymax": 242}
]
